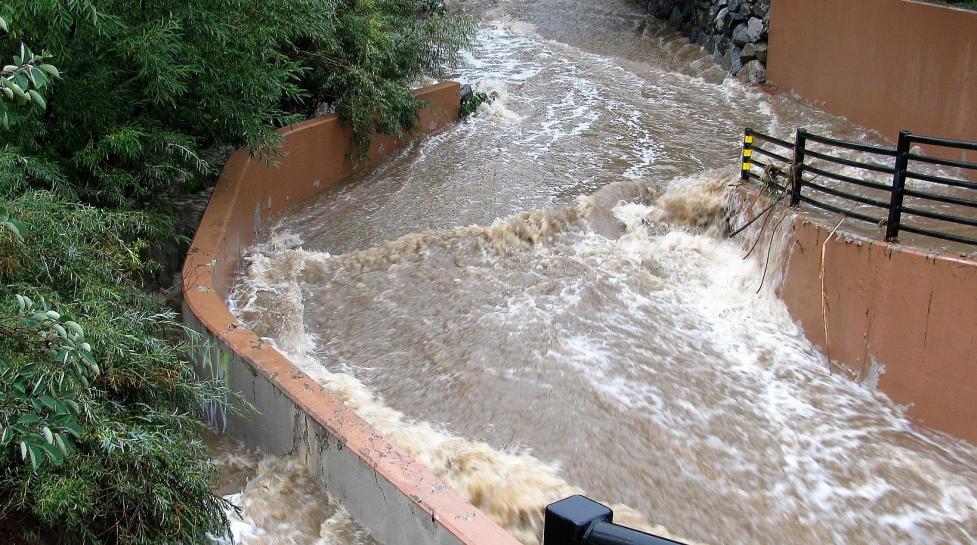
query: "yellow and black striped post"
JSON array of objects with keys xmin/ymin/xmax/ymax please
[{"xmin": 741, "ymin": 128, "xmax": 754, "ymax": 180}]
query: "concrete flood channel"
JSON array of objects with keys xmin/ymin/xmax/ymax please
[{"xmin": 189, "ymin": 2, "xmax": 977, "ymax": 545}]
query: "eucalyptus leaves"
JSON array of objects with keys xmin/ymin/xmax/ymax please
[
  {"xmin": 0, "ymin": 296, "xmax": 94, "ymax": 470},
  {"xmin": 0, "ymin": 14, "xmax": 58, "ymax": 127},
  {"xmin": 0, "ymin": 202, "xmax": 25, "ymax": 240}
]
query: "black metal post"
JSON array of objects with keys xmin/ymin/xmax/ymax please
[
  {"xmin": 741, "ymin": 128, "xmax": 753, "ymax": 181},
  {"xmin": 886, "ymin": 130, "xmax": 911, "ymax": 241},
  {"xmin": 790, "ymin": 128, "xmax": 807, "ymax": 206},
  {"xmin": 545, "ymin": 496, "xmax": 688, "ymax": 545}
]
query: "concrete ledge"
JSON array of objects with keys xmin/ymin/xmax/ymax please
[
  {"xmin": 734, "ymin": 187, "xmax": 977, "ymax": 445},
  {"xmin": 182, "ymin": 82, "xmax": 522, "ymax": 545}
]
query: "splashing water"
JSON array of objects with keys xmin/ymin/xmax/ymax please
[
  {"xmin": 207, "ymin": 435, "xmax": 380, "ymax": 545},
  {"xmin": 224, "ymin": 1, "xmax": 977, "ymax": 544}
]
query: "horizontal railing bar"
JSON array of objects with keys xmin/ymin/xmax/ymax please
[
  {"xmin": 804, "ymin": 148, "xmax": 895, "ymax": 174},
  {"xmin": 909, "ymin": 134, "xmax": 977, "ymax": 152},
  {"xmin": 803, "ymin": 164, "xmax": 892, "ymax": 192},
  {"xmin": 751, "ymin": 146, "xmax": 792, "ymax": 164},
  {"xmin": 907, "ymin": 152, "xmax": 977, "ymax": 172},
  {"xmin": 805, "ymin": 133, "xmax": 898, "ymax": 156},
  {"xmin": 904, "ymin": 189, "xmax": 977, "ymax": 209},
  {"xmin": 905, "ymin": 171, "xmax": 977, "ymax": 191},
  {"xmin": 741, "ymin": 127, "xmax": 977, "ymax": 248},
  {"xmin": 798, "ymin": 195, "xmax": 883, "ymax": 225},
  {"xmin": 802, "ymin": 179, "xmax": 890, "ymax": 208},
  {"xmin": 901, "ymin": 205, "xmax": 977, "ymax": 228},
  {"xmin": 748, "ymin": 130, "xmax": 793, "ymax": 149},
  {"xmin": 899, "ymin": 223, "xmax": 977, "ymax": 246}
]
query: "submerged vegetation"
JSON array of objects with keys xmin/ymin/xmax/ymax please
[{"xmin": 0, "ymin": 0, "xmax": 473, "ymax": 543}]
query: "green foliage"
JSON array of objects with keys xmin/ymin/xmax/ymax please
[
  {"xmin": 0, "ymin": 202, "xmax": 26, "ymax": 240},
  {"xmin": 0, "ymin": 1, "xmax": 472, "ymax": 542},
  {"xmin": 0, "ymin": 14, "xmax": 57, "ymax": 128},
  {"xmin": 299, "ymin": 0, "xmax": 475, "ymax": 157},
  {"xmin": 0, "ymin": 192, "xmax": 234, "ymax": 544},
  {"xmin": 460, "ymin": 89, "xmax": 489, "ymax": 117},
  {"xmin": 0, "ymin": 295, "xmax": 92, "ymax": 471},
  {"xmin": 0, "ymin": 0, "xmax": 473, "ymax": 206},
  {"xmin": 945, "ymin": 0, "xmax": 977, "ymax": 9}
]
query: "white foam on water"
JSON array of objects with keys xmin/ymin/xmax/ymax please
[
  {"xmin": 208, "ymin": 442, "xmax": 379, "ymax": 545},
  {"xmin": 231, "ymin": 171, "xmax": 977, "ymax": 545},
  {"xmin": 221, "ymin": 3, "xmax": 977, "ymax": 543},
  {"xmin": 233, "ymin": 212, "xmax": 681, "ymax": 545}
]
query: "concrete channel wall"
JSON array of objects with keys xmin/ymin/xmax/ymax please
[
  {"xmin": 182, "ymin": 82, "xmax": 522, "ymax": 545},
  {"xmin": 735, "ymin": 188, "xmax": 977, "ymax": 445},
  {"xmin": 767, "ymin": 0, "xmax": 977, "ymax": 169}
]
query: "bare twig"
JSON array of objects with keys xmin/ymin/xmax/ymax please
[
  {"xmin": 820, "ymin": 216, "xmax": 846, "ymax": 372},
  {"xmin": 755, "ymin": 208, "xmax": 792, "ymax": 294}
]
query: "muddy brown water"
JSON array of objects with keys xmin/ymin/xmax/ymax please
[
  {"xmin": 207, "ymin": 433, "xmax": 379, "ymax": 545},
  {"xmin": 215, "ymin": 1, "xmax": 977, "ymax": 544}
]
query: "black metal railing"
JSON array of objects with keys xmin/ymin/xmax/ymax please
[
  {"xmin": 741, "ymin": 127, "xmax": 977, "ymax": 246},
  {"xmin": 545, "ymin": 496, "xmax": 688, "ymax": 545}
]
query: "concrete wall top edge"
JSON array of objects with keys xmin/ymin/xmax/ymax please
[
  {"xmin": 183, "ymin": 82, "xmax": 522, "ymax": 545},
  {"xmin": 791, "ymin": 213, "xmax": 977, "ymax": 268}
]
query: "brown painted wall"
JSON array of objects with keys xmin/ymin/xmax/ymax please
[
  {"xmin": 183, "ymin": 82, "xmax": 523, "ymax": 545},
  {"xmin": 200, "ymin": 85, "xmax": 462, "ymax": 297},
  {"xmin": 735, "ymin": 188, "xmax": 977, "ymax": 445},
  {"xmin": 767, "ymin": 0, "xmax": 977, "ymax": 167}
]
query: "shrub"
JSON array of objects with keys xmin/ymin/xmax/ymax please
[
  {"xmin": 299, "ymin": 0, "xmax": 475, "ymax": 155},
  {"xmin": 0, "ymin": 192, "xmax": 234, "ymax": 544},
  {"xmin": 0, "ymin": 0, "xmax": 473, "ymax": 206}
]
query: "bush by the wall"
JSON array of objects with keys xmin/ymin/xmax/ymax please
[
  {"xmin": 0, "ymin": 191, "xmax": 236, "ymax": 545},
  {"xmin": 0, "ymin": 0, "xmax": 474, "ymax": 207}
]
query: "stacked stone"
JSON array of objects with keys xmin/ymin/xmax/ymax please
[{"xmin": 644, "ymin": 0, "xmax": 770, "ymax": 83}]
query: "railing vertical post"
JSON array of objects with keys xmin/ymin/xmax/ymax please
[
  {"xmin": 790, "ymin": 128, "xmax": 807, "ymax": 206},
  {"xmin": 741, "ymin": 128, "xmax": 753, "ymax": 180},
  {"xmin": 886, "ymin": 131, "xmax": 911, "ymax": 241}
]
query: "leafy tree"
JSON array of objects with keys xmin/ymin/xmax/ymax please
[
  {"xmin": 299, "ymin": 0, "xmax": 475, "ymax": 155},
  {"xmin": 0, "ymin": 0, "xmax": 473, "ymax": 206},
  {"xmin": 0, "ymin": 38, "xmax": 55, "ymax": 127}
]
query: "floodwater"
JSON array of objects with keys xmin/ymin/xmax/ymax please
[
  {"xmin": 218, "ymin": 1, "xmax": 977, "ymax": 544},
  {"xmin": 207, "ymin": 434, "xmax": 379, "ymax": 545}
]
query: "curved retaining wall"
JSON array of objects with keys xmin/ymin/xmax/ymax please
[
  {"xmin": 736, "ymin": 188, "xmax": 977, "ymax": 445},
  {"xmin": 182, "ymin": 82, "xmax": 521, "ymax": 545}
]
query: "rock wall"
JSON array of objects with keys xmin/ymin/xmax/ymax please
[{"xmin": 643, "ymin": 0, "xmax": 770, "ymax": 83}]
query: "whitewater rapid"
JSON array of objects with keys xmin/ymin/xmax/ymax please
[{"xmin": 218, "ymin": 1, "xmax": 977, "ymax": 544}]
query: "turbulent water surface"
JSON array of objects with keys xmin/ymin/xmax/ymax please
[
  {"xmin": 221, "ymin": 1, "xmax": 977, "ymax": 544},
  {"xmin": 208, "ymin": 434, "xmax": 379, "ymax": 545}
]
